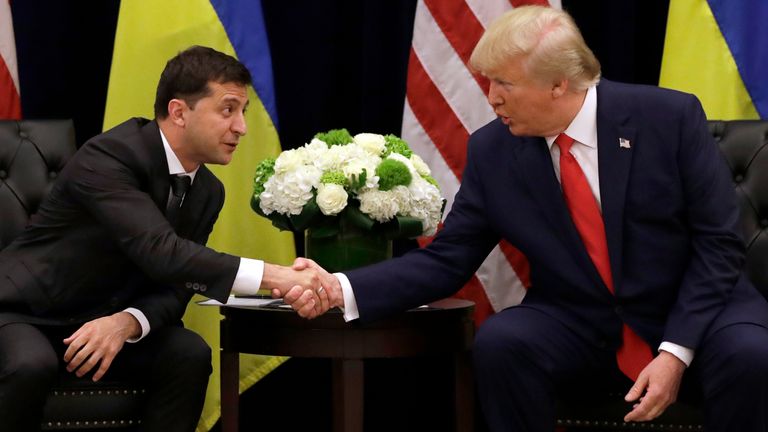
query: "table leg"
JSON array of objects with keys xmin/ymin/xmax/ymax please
[
  {"xmin": 221, "ymin": 350, "xmax": 240, "ymax": 432},
  {"xmin": 455, "ymin": 351, "xmax": 474, "ymax": 432},
  {"xmin": 332, "ymin": 358, "xmax": 364, "ymax": 432}
]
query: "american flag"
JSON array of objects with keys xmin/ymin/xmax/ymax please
[
  {"xmin": 0, "ymin": 0, "xmax": 21, "ymax": 120},
  {"xmin": 403, "ymin": 0, "xmax": 561, "ymax": 324}
]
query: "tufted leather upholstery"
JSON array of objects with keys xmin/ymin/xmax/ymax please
[
  {"xmin": 555, "ymin": 120, "xmax": 768, "ymax": 431},
  {"xmin": 0, "ymin": 120, "xmax": 146, "ymax": 430}
]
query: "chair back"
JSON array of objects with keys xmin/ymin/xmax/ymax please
[
  {"xmin": 709, "ymin": 120, "xmax": 768, "ymax": 297},
  {"xmin": 0, "ymin": 119, "xmax": 76, "ymax": 249}
]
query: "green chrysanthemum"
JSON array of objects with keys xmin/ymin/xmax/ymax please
[
  {"xmin": 383, "ymin": 134, "xmax": 413, "ymax": 158},
  {"xmin": 423, "ymin": 174, "xmax": 440, "ymax": 189},
  {"xmin": 376, "ymin": 159, "xmax": 412, "ymax": 191},
  {"xmin": 252, "ymin": 157, "xmax": 275, "ymax": 196},
  {"xmin": 315, "ymin": 128, "xmax": 353, "ymax": 146},
  {"xmin": 320, "ymin": 170, "xmax": 347, "ymax": 186}
]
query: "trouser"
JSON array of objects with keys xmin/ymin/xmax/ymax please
[
  {"xmin": 0, "ymin": 322, "xmax": 212, "ymax": 432},
  {"xmin": 473, "ymin": 307, "xmax": 768, "ymax": 432}
]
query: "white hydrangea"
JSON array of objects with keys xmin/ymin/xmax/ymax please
[
  {"xmin": 406, "ymin": 178, "xmax": 443, "ymax": 236},
  {"xmin": 316, "ymin": 183, "xmax": 348, "ymax": 215},
  {"xmin": 353, "ymin": 133, "xmax": 386, "ymax": 156},
  {"xmin": 259, "ymin": 166, "xmax": 322, "ymax": 215},
  {"xmin": 358, "ymin": 189, "xmax": 401, "ymax": 222}
]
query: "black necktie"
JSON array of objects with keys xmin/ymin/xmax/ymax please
[{"xmin": 167, "ymin": 175, "xmax": 191, "ymax": 227}]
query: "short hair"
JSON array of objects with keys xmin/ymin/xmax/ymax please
[
  {"xmin": 469, "ymin": 6, "xmax": 601, "ymax": 91},
  {"xmin": 154, "ymin": 46, "xmax": 253, "ymax": 119}
]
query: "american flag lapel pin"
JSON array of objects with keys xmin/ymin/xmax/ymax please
[{"xmin": 619, "ymin": 137, "xmax": 631, "ymax": 149}]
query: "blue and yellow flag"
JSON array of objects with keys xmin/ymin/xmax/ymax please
[
  {"xmin": 103, "ymin": 1, "xmax": 295, "ymax": 430},
  {"xmin": 659, "ymin": 0, "xmax": 767, "ymax": 120}
]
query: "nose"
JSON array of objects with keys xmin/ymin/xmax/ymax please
[
  {"xmin": 232, "ymin": 111, "xmax": 247, "ymax": 136},
  {"xmin": 487, "ymin": 81, "xmax": 502, "ymax": 107}
]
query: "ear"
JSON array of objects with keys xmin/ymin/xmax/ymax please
[
  {"xmin": 551, "ymin": 78, "xmax": 569, "ymax": 99},
  {"xmin": 167, "ymin": 99, "xmax": 187, "ymax": 127}
]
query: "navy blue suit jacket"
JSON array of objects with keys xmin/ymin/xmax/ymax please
[{"xmin": 347, "ymin": 80, "xmax": 768, "ymax": 352}]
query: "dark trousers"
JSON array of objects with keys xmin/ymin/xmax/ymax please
[
  {"xmin": 0, "ymin": 322, "xmax": 212, "ymax": 432},
  {"xmin": 473, "ymin": 307, "xmax": 768, "ymax": 432}
]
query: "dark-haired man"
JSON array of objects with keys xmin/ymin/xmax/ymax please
[{"xmin": 0, "ymin": 46, "xmax": 326, "ymax": 432}]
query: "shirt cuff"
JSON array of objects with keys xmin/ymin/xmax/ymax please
[
  {"xmin": 335, "ymin": 272, "xmax": 359, "ymax": 322},
  {"xmin": 123, "ymin": 307, "xmax": 150, "ymax": 343},
  {"xmin": 658, "ymin": 341, "xmax": 694, "ymax": 367},
  {"xmin": 231, "ymin": 258, "xmax": 264, "ymax": 296}
]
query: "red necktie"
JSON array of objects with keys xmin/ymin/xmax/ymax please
[{"xmin": 555, "ymin": 133, "xmax": 653, "ymax": 381}]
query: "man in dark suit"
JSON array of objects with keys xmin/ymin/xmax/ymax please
[
  {"xmin": 0, "ymin": 46, "xmax": 325, "ymax": 432},
  {"xmin": 286, "ymin": 6, "xmax": 768, "ymax": 431}
]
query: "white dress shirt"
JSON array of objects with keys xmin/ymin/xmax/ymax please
[
  {"xmin": 124, "ymin": 129, "xmax": 264, "ymax": 342},
  {"xmin": 339, "ymin": 86, "xmax": 693, "ymax": 367}
]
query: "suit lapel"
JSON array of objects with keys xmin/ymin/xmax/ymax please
[
  {"xmin": 141, "ymin": 121, "xmax": 173, "ymax": 210},
  {"xmin": 515, "ymin": 136, "xmax": 602, "ymax": 281},
  {"xmin": 596, "ymin": 81, "xmax": 635, "ymax": 293}
]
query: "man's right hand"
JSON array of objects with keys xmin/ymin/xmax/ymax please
[
  {"xmin": 285, "ymin": 258, "xmax": 343, "ymax": 317},
  {"xmin": 261, "ymin": 263, "xmax": 329, "ymax": 318}
]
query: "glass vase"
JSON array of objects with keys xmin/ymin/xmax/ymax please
[{"xmin": 304, "ymin": 220, "xmax": 393, "ymax": 273}]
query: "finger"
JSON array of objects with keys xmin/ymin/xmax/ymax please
[
  {"xmin": 316, "ymin": 284, "xmax": 330, "ymax": 314},
  {"xmin": 92, "ymin": 350, "xmax": 117, "ymax": 382},
  {"xmin": 271, "ymin": 288, "xmax": 282, "ymax": 298},
  {"xmin": 75, "ymin": 352, "xmax": 102, "ymax": 378},
  {"xmin": 63, "ymin": 336, "xmax": 86, "ymax": 363},
  {"xmin": 292, "ymin": 257, "xmax": 312, "ymax": 270},
  {"xmin": 63, "ymin": 325, "xmax": 87, "ymax": 346},
  {"xmin": 624, "ymin": 374, "xmax": 649, "ymax": 402},
  {"xmin": 283, "ymin": 285, "xmax": 305, "ymax": 305},
  {"xmin": 66, "ymin": 344, "xmax": 94, "ymax": 373},
  {"xmin": 297, "ymin": 290, "xmax": 317, "ymax": 318}
]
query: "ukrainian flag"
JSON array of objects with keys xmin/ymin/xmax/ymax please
[
  {"xmin": 659, "ymin": 0, "xmax": 767, "ymax": 120},
  {"xmin": 103, "ymin": 1, "xmax": 295, "ymax": 430}
]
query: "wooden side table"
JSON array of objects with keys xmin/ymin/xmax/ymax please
[{"xmin": 219, "ymin": 298, "xmax": 475, "ymax": 432}]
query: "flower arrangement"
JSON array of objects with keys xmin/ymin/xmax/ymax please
[{"xmin": 251, "ymin": 129, "xmax": 445, "ymax": 240}]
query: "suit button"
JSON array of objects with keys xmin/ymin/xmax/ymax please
[
  {"xmin": 192, "ymin": 282, "xmax": 200, "ymax": 291},
  {"xmin": 614, "ymin": 306, "xmax": 623, "ymax": 315},
  {"xmin": 185, "ymin": 282, "xmax": 193, "ymax": 288},
  {"xmin": 199, "ymin": 284, "xmax": 207, "ymax": 292},
  {"xmin": 0, "ymin": 170, "xmax": 6, "ymax": 179},
  {"xmin": 49, "ymin": 171, "xmax": 58, "ymax": 179}
]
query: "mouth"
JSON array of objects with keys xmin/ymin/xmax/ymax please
[
  {"xmin": 497, "ymin": 114, "xmax": 511, "ymax": 125},
  {"xmin": 223, "ymin": 142, "xmax": 238, "ymax": 151}
]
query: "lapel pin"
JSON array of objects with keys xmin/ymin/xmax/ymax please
[{"xmin": 619, "ymin": 137, "xmax": 631, "ymax": 149}]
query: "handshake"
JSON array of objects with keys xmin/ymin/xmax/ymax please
[{"xmin": 262, "ymin": 258, "xmax": 343, "ymax": 319}]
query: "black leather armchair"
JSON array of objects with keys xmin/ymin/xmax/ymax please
[
  {"xmin": 0, "ymin": 119, "xmax": 146, "ymax": 430},
  {"xmin": 555, "ymin": 119, "xmax": 768, "ymax": 431}
]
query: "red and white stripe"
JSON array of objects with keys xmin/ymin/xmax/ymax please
[
  {"xmin": 0, "ymin": 0, "xmax": 21, "ymax": 120},
  {"xmin": 404, "ymin": 0, "xmax": 560, "ymax": 324}
]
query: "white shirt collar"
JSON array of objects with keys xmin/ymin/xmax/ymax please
[
  {"xmin": 545, "ymin": 85, "xmax": 598, "ymax": 149},
  {"xmin": 159, "ymin": 128, "xmax": 198, "ymax": 182}
]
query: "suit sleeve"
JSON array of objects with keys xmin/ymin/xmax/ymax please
[
  {"xmin": 662, "ymin": 95, "xmax": 746, "ymax": 349},
  {"xmin": 125, "ymin": 181, "xmax": 227, "ymax": 330},
  {"xmin": 346, "ymin": 136, "xmax": 500, "ymax": 322},
  {"xmin": 63, "ymin": 141, "xmax": 239, "ymax": 303}
]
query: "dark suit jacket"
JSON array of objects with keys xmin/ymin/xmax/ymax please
[
  {"xmin": 347, "ymin": 80, "xmax": 768, "ymax": 352},
  {"xmin": 0, "ymin": 118, "xmax": 240, "ymax": 329}
]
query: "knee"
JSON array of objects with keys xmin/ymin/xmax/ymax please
[
  {"xmin": 1, "ymin": 349, "xmax": 58, "ymax": 392},
  {"xmin": 162, "ymin": 329, "xmax": 212, "ymax": 377},
  {"xmin": 473, "ymin": 312, "xmax": 530, "ymax": 368}
]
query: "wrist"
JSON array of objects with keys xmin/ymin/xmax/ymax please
[{"xmin": 114, "ymin": 312, "xmax": 142, "ymax": 339}]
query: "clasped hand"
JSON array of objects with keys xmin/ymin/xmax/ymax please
[{"xmin": 264, "ymin": 260, "xmax": 342, "ymax": 319}]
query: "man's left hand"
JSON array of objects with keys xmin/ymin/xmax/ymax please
[
  {"xmin": 62, "ymin": 312, "xmax": 141, "ymax": 381},
  {"xmin": 624, "ymin": 350, "xmax": 686, "ymax": 422}
]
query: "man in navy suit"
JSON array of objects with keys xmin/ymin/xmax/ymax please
[{"xmin": 285, "ymin": 6, "xmax": 768, "ymax": 431}]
